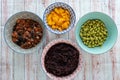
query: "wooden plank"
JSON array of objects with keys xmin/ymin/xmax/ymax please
[
  {"xmin": 37, "ymin": 49, "xmax": 47, "ymax": 80},
  {"xmin": 13, "ymin": 0, "xmax": 25, "ymax": 13},
  {"xmin": 1, "ymin": 27, "xmax": 14, "ymax": 80},
  {"xmin": 24, "ymin": 0, "xmax": 37, "ymax": 12},
  {"xmin": 112, "ymin": 38, "xmax": 120, "ymax": 80},
  {"xmin": 36, "ymin": 0, "xmax": 45, "ymax": 18},
  {"xmin": 115, "ymin": 0, "xmax": 120, "ymax": 25},
  {"xmin": 0, "ymin": 28, "xmax": 2, "ymax": 80},
  {"xmin": 13, "ymin": 0, "xmax": 25, "ymax": 80},
  {"xmin": 96, "ymin": 1, "xmax": 120, "ymax": 80},
  {"xmin": 114, "ymin": 0, "xmax": 120, "ymax": 78},
  {"xmin": 68, "ymin": 0, "xmax": 80, "ymax": 41},
  {"xmin": 0, "ymin": 1, "xmax": 1, "ymax": 75},
  {"xmin": 1, "ymin": 0, "xmax": 14, "ymax": 80},
  {"xmin": 91, "ymin": 0, "xmax": 118, "ymax": 80},
  {"xmin": 0, "ymin": 0, "xmax": 1, "ymax": 26},
  {"xmin": 109, "ymin": 48, "xmax": 119, "ymax": 80},
  {"xmin": 1, "ymin": 0, "xmax": 14, "ymax": 26},
  {"xmin": 25, "ymin": 53, "xmax": 39, "ymax": 80},
  {"xmin": 13, "ymin": 53, "xmax": 25, "ymax": 80},
  {"xmin": 108, "ymin": 0, "xmax": 120, "ymax": 76}
]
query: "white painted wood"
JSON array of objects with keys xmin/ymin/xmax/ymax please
[
  {"xmin": 1, "ymin": 0, "xmax": 14, "ymax": 80},
  {"xmin": 0, "ymin": 0, "xmax": 2, "ymax": 80},
  {"xmin": 1, "ymin": 0, "xmax": 120, "ymax": 80},
  {"xmin": 0, "ymin": 0, "xmax": 1, "ymax": 26},
  {"xmin": 1, "ymin": 27, "xmax": 14, "ymax": 80},
  {"xmin": 13, "ymin": 53, "xmax": 25, "ymax": 80}
]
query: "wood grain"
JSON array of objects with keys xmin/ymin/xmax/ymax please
[
  {"xmin": 1, "ymin": 0, "xmax": 120, "ymax": 80},
  {"xmin": 1, "ymin": 0, "xmax": 14, "ymax": 80},
  {"xmin": 0, "ymin": 0, "xmax": 2, "ymax": 80}
]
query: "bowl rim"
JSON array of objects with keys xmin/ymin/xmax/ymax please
[
  {"xmin": 75, "ymin": 11, "xmax": 118, "ymax": 54},
  {"xmin": 41, "ymin": 39, "xmax": 83, "ymax": 80},
  {"xmin": 4, "ymin": 11, "xmax": 46, "ymax": 54},
  {"xmin": 43, "ymin": 2, "xmax": 76, "ymax": 34}
]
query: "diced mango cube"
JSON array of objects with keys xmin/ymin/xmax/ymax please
[{"xmin": 46, "ymin": 7, "xmax": 70, "ymax": 31}]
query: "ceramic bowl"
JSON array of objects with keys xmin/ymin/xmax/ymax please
[
  {"xmin": 4, "ymin": 11, "xmax": 46, "ymax": 54},
  {"xmin": 43, "ymin": 2, "xmax": 76, "ymax": 34},
  {"xmin": 75, "ymin": 12, "xmax": 118, "ymax": 54},
  {"xmin": 41, "ymin": 39, "xmax": 83, "ymax": 80}
]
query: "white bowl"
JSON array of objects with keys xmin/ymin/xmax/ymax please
[
  {"xmin": 4, "ymin": 11, "xmax": 46, "ymax": 54},
  {"xmin": 43, "ymin": 2, "xmax": 76, "ymax": 34}
]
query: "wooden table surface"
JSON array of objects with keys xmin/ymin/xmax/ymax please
[{"xmin": 0, "ymin": 0, "xmax": 120, "ymax": 80}]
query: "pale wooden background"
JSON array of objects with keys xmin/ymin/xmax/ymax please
[{"xmin": 0, "ymin": 0, "xmax": 120, "ymax": 80}]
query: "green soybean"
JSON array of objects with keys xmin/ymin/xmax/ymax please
[{"xmin": 80, "ymin": 19, "xmax": 108, "ymax": 48}]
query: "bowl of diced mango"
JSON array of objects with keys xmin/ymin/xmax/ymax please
[{"xmin": 43, "ymin": 2, "xmax": 76, "ymax": 34}]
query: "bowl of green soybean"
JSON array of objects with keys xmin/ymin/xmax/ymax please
[{"xmin": 75, "ymin": 12, "xmax": 118, "ymax": 54}]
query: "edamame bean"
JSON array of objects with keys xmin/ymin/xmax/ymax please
[{"xmin": 80, "ymin": 19, "xmax": 108, "ymax": 48}]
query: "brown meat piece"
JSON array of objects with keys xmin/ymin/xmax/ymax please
[{"xmin": 12, "ymin": 19, "xmax": 43, "ymax": 49}]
